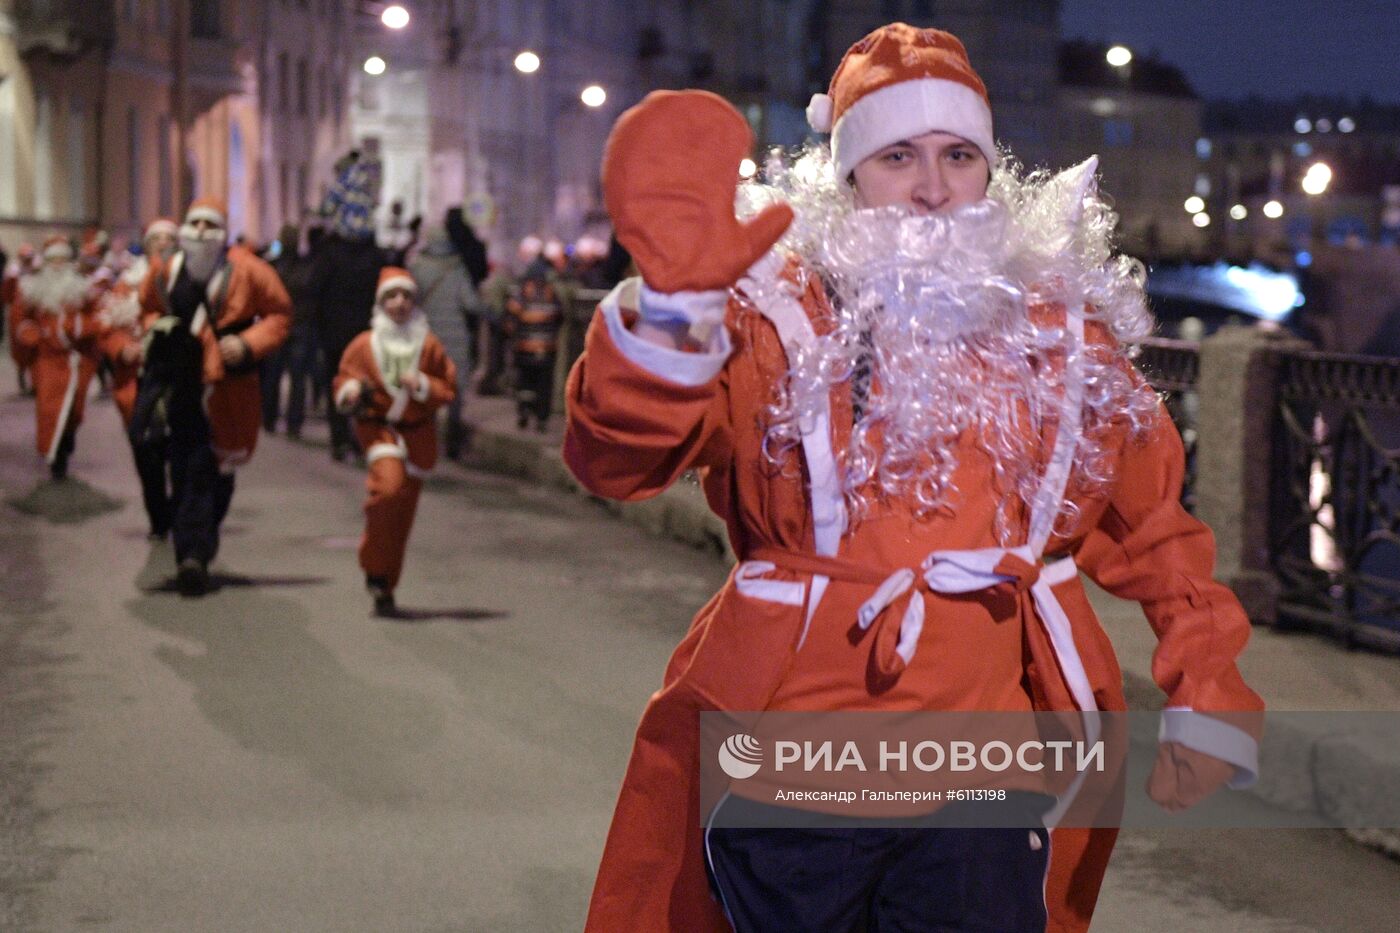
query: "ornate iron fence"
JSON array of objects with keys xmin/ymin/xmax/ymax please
[
  {"xmin": 1135, "ymin": 337, "xmax": 1201, "ymax": 512},
  {"xmin": 1270, "ymin": 350, "xmax": 1400, "ymax": 650}
]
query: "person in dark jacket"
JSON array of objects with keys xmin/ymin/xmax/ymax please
[{"xmin": 309, "ymin": 156, "xmax": 388, "ymax": 461}]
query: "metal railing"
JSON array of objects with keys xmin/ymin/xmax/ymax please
[
  {"xmin": 1135, "ymin": 337, "xmax": 1202, "ymax": 512},
  {"xmin": 1270, "ymin": 350, "xmax": 1400, "ymax": 650}
]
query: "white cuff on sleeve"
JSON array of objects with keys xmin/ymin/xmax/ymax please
[
  {"xmin": 410, "ymin": 372, "xmax": 430, "ymax": 402},
  {"xmin": 334, "ymin": 378, "xmax": 362, "ymax": 412},
  {"xmin": 1159, "ymin": 706, "xmax": 1260, "ymax": 789},
  {"xmin": 600, "ymin": 280, "xmax": 731, "ymax": 388}
]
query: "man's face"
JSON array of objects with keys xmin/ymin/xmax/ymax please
[
  {"xmin": 381, "ymin": 288, "xmax": 415, "ymax": 324},
  {"xmin": 850, "ymin": 131, "xmax": 990, "ymax": 214},
  {"xmin": 146, "ymin": 232, "xmax": 177, "ymax": 259},
  {"xmin": 189, "ymin": 218, "xmax": 224, "ymax": 238}
]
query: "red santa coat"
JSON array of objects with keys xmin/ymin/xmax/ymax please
[
  {"xmin": 136, "ymin": 246, "xmax": 291, "ymax": 468},
  {"xmin": 564, "ymin": 275, "xmax": 1264, "ymax": 933},
  {"xmin": 333, "ymin": 327, "xmax": 458, "ymax": 475},
  {"xmin": 334, "ymin": 326, "xmax": 457, "ymax": 588},
  {"xmin": 98, "ymin": 260, "xmax": 151, "ymax": 426},
  {"xmin": 12, "ymin": 278, "xmax": 106, "ymax": 461}
]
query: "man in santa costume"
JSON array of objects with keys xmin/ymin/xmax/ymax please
[
  {"xmin": 565, "ymin": 23, "xmax": 1263, "ymax": 933},
  {"xmin": 11, "ymin": 235, "xmax": 108, "ymax": 479},
  {"xmin": 128, "ymin": 197, "xmax": 291, "ymax": 593},
  {"xmin": 333, "ymin": 267, "xmax": 456, "ymax": 616},
  {"xmin": 99, "ymin": 218, "xmax": 178, "ymax": 537}
]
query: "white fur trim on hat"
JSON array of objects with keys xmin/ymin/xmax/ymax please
[
  {"xmin": 376, "ymin": 274, "xmax": 416, "ymax": 303},
  {"xmin": 807, "ymin": 93, "xmax": 834, "ymax": 134},
  {"xmin": 831, "ymin": 77, "xmax": 995, "ymax": 180},
  {"xmin": 145, "ymin": 219, "xmax": 179, "ymax": 240},
  {"xmin": 42, "ymin": 240, "xmax": 74, "ymax": 261},
  {"xmin": 185, "ymin": 205, "xmax": 226, "ymax": 227}
]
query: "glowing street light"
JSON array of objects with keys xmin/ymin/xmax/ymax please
[
  {"xmin": 1294, "ymin": 117, "xmax": 1312, "ymax": 134},
  {"xmin": 1184, "ymin": 196, "xmax": 1205, "ymax": 214},
  {"xmin": 1192, "ymin": 212, "xmax": 1211, "ymax": 228},
  {"xmin": 382, "ymin": 5, "xmax": 409, "ymax": 29},
  {"xmin": 1301, "ymin": 161, "xmax": 1333, "ymax": 196},
  {"xmin": 1106, "ymin": 45, "xmax": 1132, "ymax": 68},
  {"xmin": 738, "ymin": 158, "xmax": 757, "ymax": 179},
  {"xmin": 581, "ymin": 84, "xmax": 607, "ymax": 108},
  {"xmin": 514, "ymin": 50, "xmax": 541, "ymax": 74},
  {"xmin": 1263, "ymin": 200, "xmax": 1285, "ymax": 219},
  {"xmin": 1230, "ymin": 204, "xmax": 1248, "ymax": 221},
  {"xmin": 363, "ymin": 56, "xmax": 386, "ymax": 76},
  {"xmin": 1338, "ymin": 116, "xmax": 1356, "ymax": 133}
]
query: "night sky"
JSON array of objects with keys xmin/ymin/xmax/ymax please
[{"xmin": 1059, "ymin": 0, "xmax": 1400, "ymax": 103}]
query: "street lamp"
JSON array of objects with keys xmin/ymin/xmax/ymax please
[
  {"xmin": 1263, "ymin": 200, "xmax": 1285, "ymax": 219},
  {"xmin": 1192, "ymin": 213, "xmax": 1211, "ymax": 228},
  {"xmin": 581, "ymin": 85, "xmax": 607, "ymax": 108},
  {"xmin": 514, "ymin": 50, "xmax": 541, "ymax": 74},
  {"xmin": 1301, "ymin": 162, "xmax": 1332, "ymax": 196},
  {"xmin": 1106, "ymin": 45, "xmax": 1132, "ymax": 68},
  {"xmin": 381, "ymin": 4, "xmax": 409, "ymax": 30},
  {"xmin": 1230, "ymin": 204, "xmax": 1248, "ymax": 221},
  {"xmin": 1184, "ymin": 196, "xmax": 1205, "ymax": 214},
  {"xmin": 363, "ymin": 55, "xmax": 387, "ymax": 76}
]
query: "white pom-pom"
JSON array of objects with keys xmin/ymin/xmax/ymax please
[{"xmin": 806, "ymin": 94, "xmax": 833, "ymax": 134}]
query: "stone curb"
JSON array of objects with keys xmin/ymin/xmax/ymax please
[{"xmin": 467, "ymin": 422, "xmax": 1400, "ymax": 860}]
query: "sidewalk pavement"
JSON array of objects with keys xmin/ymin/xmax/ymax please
[{"xmin": 462, "ymin": 391, "xmax": 1400, "ymax": 860}]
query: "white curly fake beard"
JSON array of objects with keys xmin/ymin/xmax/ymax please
[{"xmin": 746, "ymin": 149, "xmax": 1159, "ymax": 541}]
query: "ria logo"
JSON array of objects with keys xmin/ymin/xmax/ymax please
[{"xmin": 718, "ymin": 733, "xmax": 764, "ymax": 780}]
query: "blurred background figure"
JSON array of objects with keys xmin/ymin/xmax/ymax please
[
  {"xmin": 4, "ymin": 243, "xmax": 39, "ymax": 396},
  {"xmin": 11, "ymin": 235, "xmax": 106, "ymax": 480},
  {"xmin": 310, "ymin": 151, "xmax": 388, "ymax": 463},
  {"xmin": 410, "ymin": 225, "xmax": 480, "ymax": 459},
  {"xmin": 261, "ymin": 223, "xmax": 319, "ymax": 439},
  {"xmin": 504, "ymin": 256, "xmax": 569, "ymax": 433}
]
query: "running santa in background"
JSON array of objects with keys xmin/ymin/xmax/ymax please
[
  {"xmin": 11, "ymin": 235, "xmax": 109, "ymax": 479},
  {"xmin": 567, "ymin": 22, "xmax": 1264, "ymax": 933}
]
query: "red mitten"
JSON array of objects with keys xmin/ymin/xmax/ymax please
[{"xmin": 602, "ymin": 90, "xmax": 793, "ymax": 294}]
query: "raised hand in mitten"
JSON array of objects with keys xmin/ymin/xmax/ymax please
[{"xmin": 602, "ymin": 90, "xmax": 793, "ymax": 305}]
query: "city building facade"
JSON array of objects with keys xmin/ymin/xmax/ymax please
[{"xmin": 0, "ymin": 0, "xmax": 352, "ymax": 253}]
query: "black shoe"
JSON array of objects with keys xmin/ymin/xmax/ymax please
[
  {"xmin": 176, "ymin": 557, "xmax": 209, "ymax": 596},
  {"xmin": 516, "ymin": 412, "xmax": 528, "ymax": 430},
  {"xmin": 147, "ymin": 527, "xmax": 170, "ymax": 542},
  {"xmin": 49, "ymin": 461, "xmax": 68, "ymax": 481},
  {"xmin": 331, "ymin": 443, "xmax": 349, "ymax": 463},
  {"xmin": 366, "ymin": 575, "xmax": 396, "ymax": 617},
  {"xmin": 287, "ymin": 425, "xmax": 302, "ymax": 440}
]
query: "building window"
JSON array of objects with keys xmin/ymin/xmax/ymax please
[
  {"xmin": 158, "ymin": 114, "xmax": 173, "ymax": 216},
  {"xmin": 278, "ymin": 52, "xmax": 290, "ymax": 113},
  {"xmin": 128, "ymin": 106, "xmax": 142, "ymax": 224},
  {"xmin": 0, "ymin": 78, "xmax": 17, "ymax": 216},
  {"xmin": 280, "ymin": 162, "xmax": 290, "ymax": 222},
  {"xmin": 67, "ymin": 99, "xmax": 87, "ymax": 219},
  {"xmin": 296, "ymin": 58, "xmax": 309, "ymax": 115},
  {"xmin": 191, "ymin": 0, "xmax": 221, "ymax": 39},
  {"xmin": 1102, "ymin": 119, "xmax": 1133, "ymax": 148}
]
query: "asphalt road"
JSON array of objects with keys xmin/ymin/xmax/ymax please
[{"xmin": 2, "ymin": 365, "xmax": 1398, "ymax": 932}]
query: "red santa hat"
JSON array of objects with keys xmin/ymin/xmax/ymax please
[
  {"xmin": 375, "ymin": 266, "xmax": 416, "ymax": 303},
  {"xmin": 184, "ymin": 197, "xmax": 228, "ymax": 229},
  {"xmin": 807, "ymin": 23, "xmax": 995, "ymax": 181},
  {"xmin": 41, "ymin": 235, "xmax": 74, "ymax": 261},
  {"xmin": 144, "ymin": 218, "xmax": 179, "ymax": 241}
]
